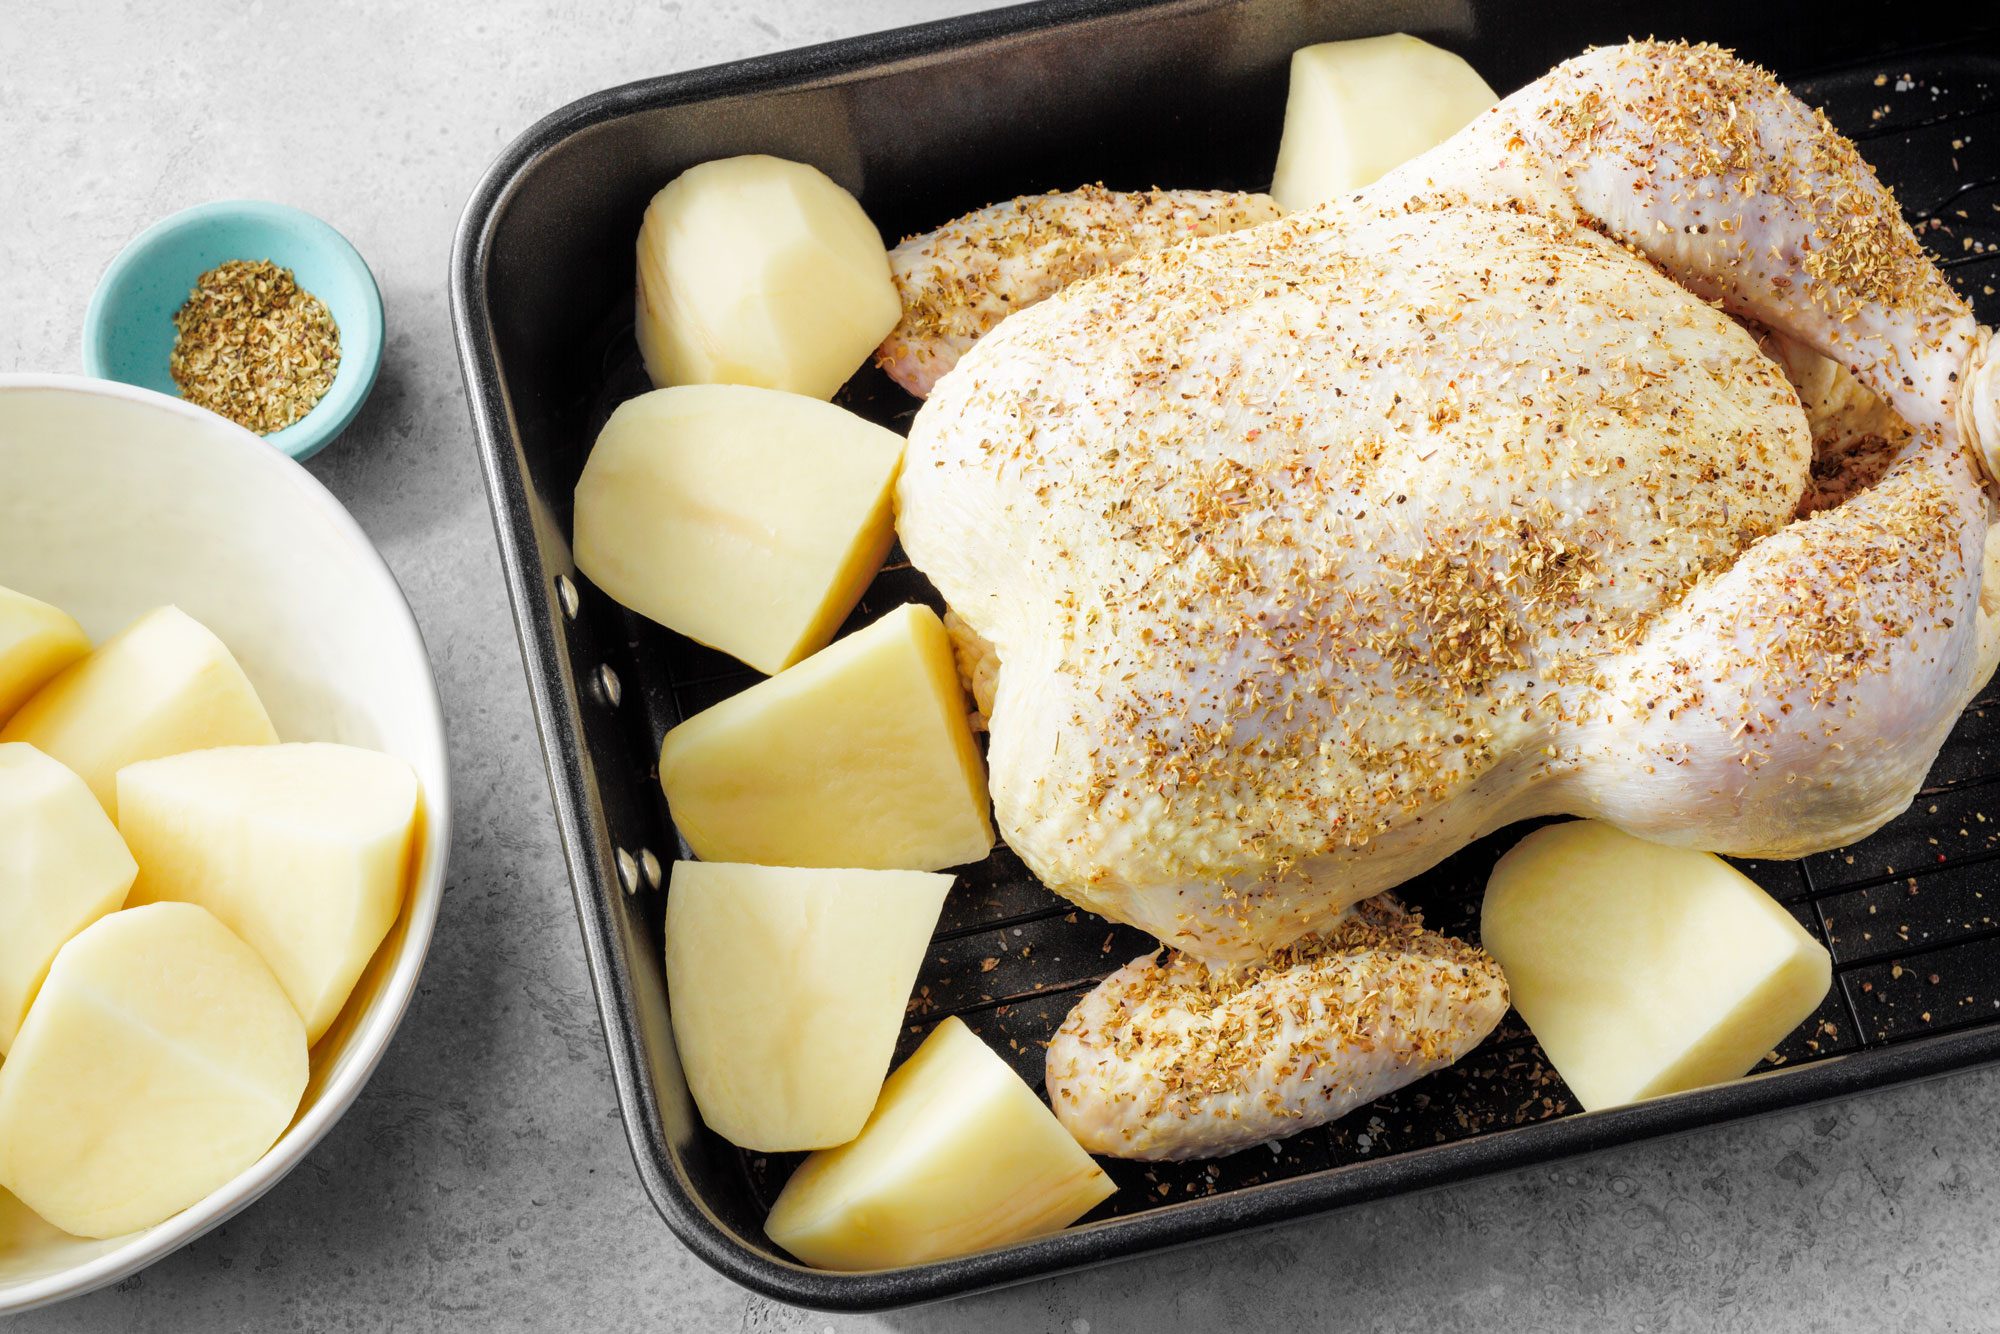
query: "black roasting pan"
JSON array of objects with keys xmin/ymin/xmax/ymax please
[{"xmin": 451, "ymin": 0, "xmax": 2000, "ymax": 1309}]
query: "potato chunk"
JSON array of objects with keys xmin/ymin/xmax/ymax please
[
  {"xmin": 660, "ymin": 603, "xmax": 993, "ymax": 870},
  {"xmin": 1269, "ymin": 34, "xmax": 1498, "ymax": 211},
  {"xmin": 0, "ymin": 606, "xmax": 277, "ymax": 817},
  {"xmin": 118, "ymin": 743, "xmax": 420, "ymax": 1044},
  {"xmin": 765, "ymin": 1016, "xmax": 1115, "ymax": 1269},
  {"xmin": 665, "ymin": 860, "xmax": 951, "ymax": 1151},
  {"xmin": 0, "ymin": 585, "xmax": 88, "ymax": 725},
  {"xmin": 0, "ymin": 744, "xmax": 137, "ymax": 1054},
  {"xmin": 636, "ymin": 154, "xmax": 901, "ymax": 400},
  {"xmin": 0, "ymin": 903, "xmax": 307, "ymax": 1238},
  {"xmin": 574, "ymin": 385, "xmax": 903, "ymax": 675},
  {"xmin": 1481, "ymin": 821, "xmax": 1831, "ymax": 1111}
]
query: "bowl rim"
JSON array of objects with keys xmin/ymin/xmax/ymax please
[
  {"xmin": 80, "ymin": 199, "xmax": 386, "ymax": 464},
  {"xmin": 0, "ymin": 372, "xmax": 451, "ymax": 1316}
]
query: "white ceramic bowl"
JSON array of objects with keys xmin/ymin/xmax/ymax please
[{"xmin": 0, "ymin": 375, "xmax": 450, "ymax": 1314}]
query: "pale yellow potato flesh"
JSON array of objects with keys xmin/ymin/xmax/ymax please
[
  {"xmin": 0, "ymin": 606, "xmax": 277, "ymax": 817},
  {"xmin": 0, "ymin": 744, "xmax": 137, "ymax": 1054},
  {"xmin": 0, "ymin": 585, "xmax": 88, "ymax": 726},
  {"xmin": 573, "ymin": 385, "xmax": 904, "ymax": 675},
  {"xmin": 1269, "ymin": 33, "xmax": 1498, "ymax": 212},
  {"xmin": 764, "ymin": 1016, "xmax": 1115, "ymax": 1269},
  {"xmin": 0, "ymin": 903, "xmax": 307, "ymax": 1239},
  {"xmin": 664, "ymin": 860, "xmax": 951, "ymax": 1151},
  {"xmin": 1481, "ymin": 821, "xmax": 1832, "ymax": 1112},
  {"xmin": 636, "ymin": 154, "xmax": 901, "ymax": 400},
  {"xmin": 118, "ymin": 743, "xmax": 420, "ymax": 1045},
  {"xmin": 659, "ymin": 602, "xmax": 994, "ymax": 870}
]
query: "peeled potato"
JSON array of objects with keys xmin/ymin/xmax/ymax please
[
  {"xmin": 0, "ymin": 744, "xmax": 137, "ymax": 1054},
  {"xmin": 1481, "ymin": 821, "xmax": 1832, "ymax": 1111},
  {"xmin": 660, "ymin": 603, "xmax": 993, "ymax": 871},
  {"xmin": 574, "ymin": 385, "xmax": 904, "ymax": 675},
  {"xmin": 636, "ymin": 154, "xmax": 901, "ymax": 400},
  {"xmin": 765, "ymin": 1016, "xmax": 1116, "ymax": 1269},
  {"xmin": 665, "ymin": 860, "xmax": 951, "ymax": 1151},
  {"xmin": 0, "ymin": 585, "xmax": 88, "ymax": 725},
  {"xmin": 118, "ymin": 743, "xmax": 420, "ymax": 1045},
  {"xmin": 0, "ymin": 903, "xmax": 307, "ymax": 1239},
  {"xmin": 0, "ymin": 606, "xmax": 277, "ymax": 816},
  {"xmin": 1269, "ymin": 33, "xmax": 1498, "ymax": 211}
]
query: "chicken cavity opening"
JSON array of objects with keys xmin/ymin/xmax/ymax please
[{"xmin": 1743, "ymin": 321, "xmax": 1915, "ymax": 518}]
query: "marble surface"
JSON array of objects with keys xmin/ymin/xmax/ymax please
[{"xmin": 3, "ymin": 2, "xmax": 1998, "ymax": 1329}]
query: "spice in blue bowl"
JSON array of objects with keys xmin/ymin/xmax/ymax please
[
  {"xmin": 84, "ymin": 199, "xmax": 383, "ymax": 462},
  {"xmin": 168, "ymin": 259, "xmax": 342, "ymax": 436}
]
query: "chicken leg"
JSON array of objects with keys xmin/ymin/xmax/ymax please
[{"xmin": 1398, "ymin": 42, "xmax": 1997, "ymax": 856}]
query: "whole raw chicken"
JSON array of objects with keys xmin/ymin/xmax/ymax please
[{"xmin": 896, "ymin": 40, "xmax": 2000, "ymax": 966}]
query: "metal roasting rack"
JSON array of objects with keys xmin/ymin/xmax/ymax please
[{"xmin": 454, "ymin": 3, "xmax": 2000, "ymax": 1308}]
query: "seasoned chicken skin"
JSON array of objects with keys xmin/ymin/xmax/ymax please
[
  {"xmin": 1047, "ymin": 900, "xmax": 1506, "ymax": 1160},
  {"xmin": 874, "ymin": 185, "xmax": 1281, "ymax": 397},
  {"xmin": 897, "ymin": 41, "xmax": 2000, "ymax": 963}
]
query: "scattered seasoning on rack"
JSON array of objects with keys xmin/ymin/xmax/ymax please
[{"xmin": 169, "ymin": 259, "xmax": 341, "ymax": 435}]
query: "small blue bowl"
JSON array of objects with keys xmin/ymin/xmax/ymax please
[{"xmin": 83, "ymin": 200, "xmax": 384, "ymax": 463}]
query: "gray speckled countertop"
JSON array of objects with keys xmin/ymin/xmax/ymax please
[{"xmin": 4, "ymin": 2, "xmax": 1998, "ymax": 1329}]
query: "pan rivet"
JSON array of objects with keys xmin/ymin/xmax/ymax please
[
  {"xmin": 615, "ymin": 847, "xmax": 640, "ymax": 895},
  {"xmin": 640, "ymin": 848, "xmax": 664, "ymax": 890},
  {"xmin": 556, "ymin": 574, "xmax": 580, "ymax": 620},
  {"xmin": 593, "ymin": 664, "xmax": 623, "ymax": 707}
]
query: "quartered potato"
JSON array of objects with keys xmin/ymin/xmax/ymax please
[
  {"xmin": 664, "ymin": 860, "xmax": 951, "ymax": 1151},
  {"xmin": 1481, "ymin": 820, "xmax": 1832, "ymax": 1111},
  {"xmin": 0, "ymin": 606, "xmax": 277, "ymax": 817},
  {"xmin": 764, "ymin": 1016, "xmax": 1116, "ymax": 1269},
  {"xmin": 0, "ymin": 903, "xmax": 307, "ymax": 1239},
  {"xmin": 0, "ymin": 585, "xmax": 88, "ymax": 725},
  {"xmin": 636, "ymin": 154, "xmax": 901, "ymax": 400},
  {"xmin": 573, "ymin": 385, "xmax": 904, "ymax": 675},
  {"xmin": 1269, "ymin": 33, "xmax": 1498, "ymax": 211},
  {"xmin": 119, "ymin": 743, "xmax": 421, "ymax": 1045},
  {"xmin": 659, "ymin": 603, "xmax": 994, "ymax": 871},
  {"xmin": 0, "ymin": 743, "xmax": 137, "ymax": 1054}
]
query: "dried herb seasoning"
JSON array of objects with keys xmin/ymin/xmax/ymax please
[{"xmin": 169, "ymin": 259, "xmax": 341, "ymax": 435}]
